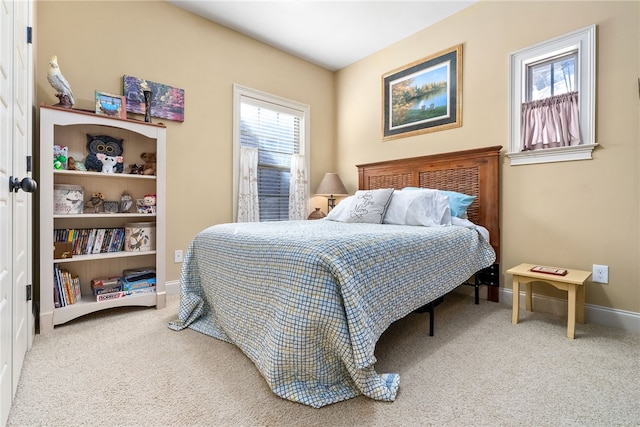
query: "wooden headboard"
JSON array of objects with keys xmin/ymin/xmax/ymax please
[{"xmin": 356, "ymin": 145, "xmax": 501, "ymax": 262}]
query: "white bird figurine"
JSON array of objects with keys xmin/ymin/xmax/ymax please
[{"xmin": 47, "ymin": 55, "xmax": 75, "ymax": 108}]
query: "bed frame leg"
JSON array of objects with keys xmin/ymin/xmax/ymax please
[
  {"xmin": 415, "ymin": 296, "xmax": 444, "ymax": 336},
  {"xmin": 429, "ymin": 302, "xmax": 435, "ymax": 336},
  {"xmin": 474, "ymin": 274, "xmax": 480, "ymax": 305}
]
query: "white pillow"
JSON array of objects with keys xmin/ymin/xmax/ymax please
[
  {"xmin": 326, "ymin": 195, "xmax": 354, "ymax": 222},
  {"xmin": 383, "ymin": 188, "xmax": 451, "ymax": 226},
  {"xmin": 344, "ymin": 188, "xmax": 394, "ymax": 224}
]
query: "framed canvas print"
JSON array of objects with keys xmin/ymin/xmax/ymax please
[
  {"xmin": 95, "ymin": 91, "xmax": 126, "ymax": 119},
  {"xmin": 382, "ymin": 44, "xmax": 462, "ymax": 140},
  {"xmin": 123, "ymin": 75, "xmax": 185, "ymax": 122}
]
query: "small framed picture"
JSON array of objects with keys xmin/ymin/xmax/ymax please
[{"xmin": 95, "ymin": 91, "xmax": 126, "ymax": 119}]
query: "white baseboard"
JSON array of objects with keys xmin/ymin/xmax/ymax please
[
  {"xmin": 167, "ymin": 281, "xmax": 640, "ymax": 333},
  {"xmin": 166, "ymin": 279, "xmax": 180, "ymax": 295},
  {"xmin": 500, "ymin": 287, "xmax": 640, "ymax": 333}
]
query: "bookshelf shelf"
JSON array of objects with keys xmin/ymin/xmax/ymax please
[
  {"xmin": 39, "ymin": 105, "xmax": 167, "ymax": 333},
  {"xmin": 53, "ymin": 250, "xmax": 157, "ymax": 264}
]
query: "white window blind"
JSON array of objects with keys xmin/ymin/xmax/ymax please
[{"xmin": 240, "ymin": 96, "xmax": 303, "ymax": 221}]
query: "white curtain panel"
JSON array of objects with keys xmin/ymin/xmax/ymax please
[
  {"xmin": 521, "ymin": 91, "xmax": 581, "ymax": 151},
  {"xmin": 237, "ymin": 146, "xmax": 259, "ymax": 222},
  {"xmin": 288, "ymin": 154, "xmax": 308, "ymax": 220}
]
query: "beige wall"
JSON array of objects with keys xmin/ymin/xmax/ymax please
[
  {"xmin": 335, "ymin": 1, "xmax": 639, "ymax": 312},
  {"xmin": 36, "ymin": 1, "xmax": 335, "ymax": 282}
]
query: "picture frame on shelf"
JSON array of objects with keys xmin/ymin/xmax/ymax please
[
  {"xmin": 95, "ymin": 91, "xmax": 126, "ymax": 119},
  {"xmin": 382, "ymin": 44, "xmax": 462, "ymax": 140}
]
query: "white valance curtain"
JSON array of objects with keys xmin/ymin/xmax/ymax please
[
  {"xmin": 521, "ymin": 91, "xmax": 581, "ymax": 151},
  {"xmin": 237, "ymin": 146, "xmax": 259, "ymax": 222},
  {"xmin": 288, "ymin": 154, "xmax": 308, "ymax": 220}
]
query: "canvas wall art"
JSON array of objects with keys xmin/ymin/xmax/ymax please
[{"xmin": 123, "ymin": 75, "xmax": 185, "ymax": 122}]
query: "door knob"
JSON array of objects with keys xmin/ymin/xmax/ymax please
[{"xmin": 9, "ymin": 176, "xmax": 37, "ymax": 193}]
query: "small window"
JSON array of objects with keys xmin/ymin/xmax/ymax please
[
  {"xmin": 232, "ymin": 85, "xmax": 310, "ymax": 221},
  {"xmin": 508, "ymin": 25, "xmax": 597, "ymax": 166},
  {"xmin": 527, "ymin": 51, "xmax": 577, "ymax": 101}
]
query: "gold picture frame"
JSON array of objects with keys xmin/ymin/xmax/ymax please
[{"xmin": 382, "ymin": 44, "xmax": 462, "ymax": 140}]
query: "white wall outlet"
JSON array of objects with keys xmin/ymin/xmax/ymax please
[
  {"xmin": 174, "ymin": 249, "xmax": 183, "ymax": 264},
  {"xmin": 592, "ymin": 264, "xmax": 608, "ymax": 284}
]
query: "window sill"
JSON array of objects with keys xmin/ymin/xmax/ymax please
[{"xmin": 507, "ymin": 143, "xmax": 598, "ymax": 166}]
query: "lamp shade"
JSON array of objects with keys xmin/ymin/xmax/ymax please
[{"xmin": 315, "ymin": 173, "xmax": 348, "ymax": 196}]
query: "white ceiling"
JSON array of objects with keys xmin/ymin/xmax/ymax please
[{"xmin": 168, "ymin": 1, "xmax": 477, "ymax": 71}]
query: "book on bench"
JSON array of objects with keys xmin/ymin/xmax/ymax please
[{"xmin": 530, "ymin": 265, "xmax": 568, "ymax": 276}]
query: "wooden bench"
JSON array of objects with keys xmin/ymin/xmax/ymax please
[{"xmin": 507, "ymin": 263, "xmax": 592, "ymax": 339}]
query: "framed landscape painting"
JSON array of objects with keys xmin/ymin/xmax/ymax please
[{"xmin": 382, "ymin": 44, "xmax": 462, "ymax": 140}]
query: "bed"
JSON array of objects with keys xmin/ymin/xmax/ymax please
[{"xmin": 169, "ymin": 146, "xmax": 502, "ymax": 408}]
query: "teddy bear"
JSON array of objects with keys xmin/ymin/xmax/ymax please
[{"xmin": 140, "ymin": 152, "xmax": 156, "ymax": 175}]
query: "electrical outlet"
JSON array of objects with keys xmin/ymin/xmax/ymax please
[
  {"xmin": 592, "ymin": 264, "xmax": 608, "ymax": 284},
  {"xmin": 174, "ymin": 249, "xmax": 183, "ymax": 264}
]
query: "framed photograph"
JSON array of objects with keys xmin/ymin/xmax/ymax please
[
  {"xmin": 382, "ymin": 44, "xmax": 462, "ymax": 140},
  {"xmin": 95, "ymin": 91, "xmax": 126, "ymax": 119}
]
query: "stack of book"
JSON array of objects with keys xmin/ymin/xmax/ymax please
[
  {"xmin": 54, "ymin": 228, "xmax": 125, "ymax": 256},
  {"xmin": 92, "ymin": 268, "xmax": 156, "ymax": 302},
  {"xmin": 53, "ymin": 264, "xmax": 81, "ymax": 307}
]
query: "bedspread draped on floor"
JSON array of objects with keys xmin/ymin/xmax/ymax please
[{"xmin": 169, "ymin": 220, "xmax": 495, "ymax": 407}]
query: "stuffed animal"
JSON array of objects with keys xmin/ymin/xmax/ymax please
[
  {"xmin": 96, "ymin": 153, "xmax": 124, "ymax": 173},
  {"xmin": 85, "ymin": 134, "xmax": 124, "ymax": 173},
  {"xmin": 129, "ymin": 163, "xmax": 144, "ymax": 175},
  {"xmin": 140, "ymin": 152, "xmax": 156, "ymax": 175},
  {"xmin": 67, "ymin": 157, "xmax": 86, "ymax": 171}
]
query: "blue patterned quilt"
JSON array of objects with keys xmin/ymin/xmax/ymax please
[{"xmin": 169, "ymin": 220, "xmax": 495, "ymax": 407}]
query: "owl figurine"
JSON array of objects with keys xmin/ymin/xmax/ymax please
[
  {"xmin": 85, "ymin": 134, "xmax": 124, "ymax": 173},
  {"xmin": 85, "ymin": 192, "xmax": 105, "ymax": 213},
  {"xmin": 119, "ymin": 192, "xmax": 133, "ymax": 213}
]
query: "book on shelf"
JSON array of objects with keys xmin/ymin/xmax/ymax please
[
  {"xmin": 54, "ymin": 227, "xmax": 125, "ymax": 255},
  {"xmin": 53, "ymin": 264, "xmax": 81, "ymax": 307},
  {"xmin": 91, "ymin": 228, "xmax": 106, "ymax": 254}
]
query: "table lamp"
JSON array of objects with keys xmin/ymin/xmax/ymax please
[{"xmin": 315, "ymin": 173, "xmax": 348, "ymax": 212}]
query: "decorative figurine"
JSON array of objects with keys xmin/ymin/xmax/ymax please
[
  {"xmin": 119, "ymin": 192, "xmax": 133, "ymax": 213},
  {"xmin": 47, "ymin": 55, "xmax": 75, "ymax": 108},
  {"xmin": 85, "ymin": 192, "xmax": 105, "ymax": 213},
  {"xmin": 129, "ymin": 163, "xmax": 144, "ymax": 175},
  {"xmin": 141, "ymin": 80, "xmax": 152, "ymax": 123},
  {"xmin": 137, "ymin": 194, "xmax": 156, "ymax": 214},
  {"xmin": 67, "ymin": 157, "xmax": 86, "ymax": 171}
]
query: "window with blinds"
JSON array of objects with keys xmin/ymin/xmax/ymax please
[{"xmin": 234, "ymin": 85, "xmax": 309, "ymax": 222}]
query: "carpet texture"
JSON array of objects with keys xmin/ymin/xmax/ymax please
[{"xmin": 7, "ymin": 293, "xmax": 640, "ymax": 426}]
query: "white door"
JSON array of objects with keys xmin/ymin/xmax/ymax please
[
  {"xmin": 0, "ymin": 0, "xmax": 16, "ymax": 423},
  {"xmin": 0, "ymin": 0, "xmax": 34, "ymax": 424},
  {"xmin": 11, "ymin": 0, "xmax": 32, "ymax": 396}
]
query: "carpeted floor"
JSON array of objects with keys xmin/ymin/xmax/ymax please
[{"xmin": 7, "ymin": 292, "xmax": 640, "ymax": 426}]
